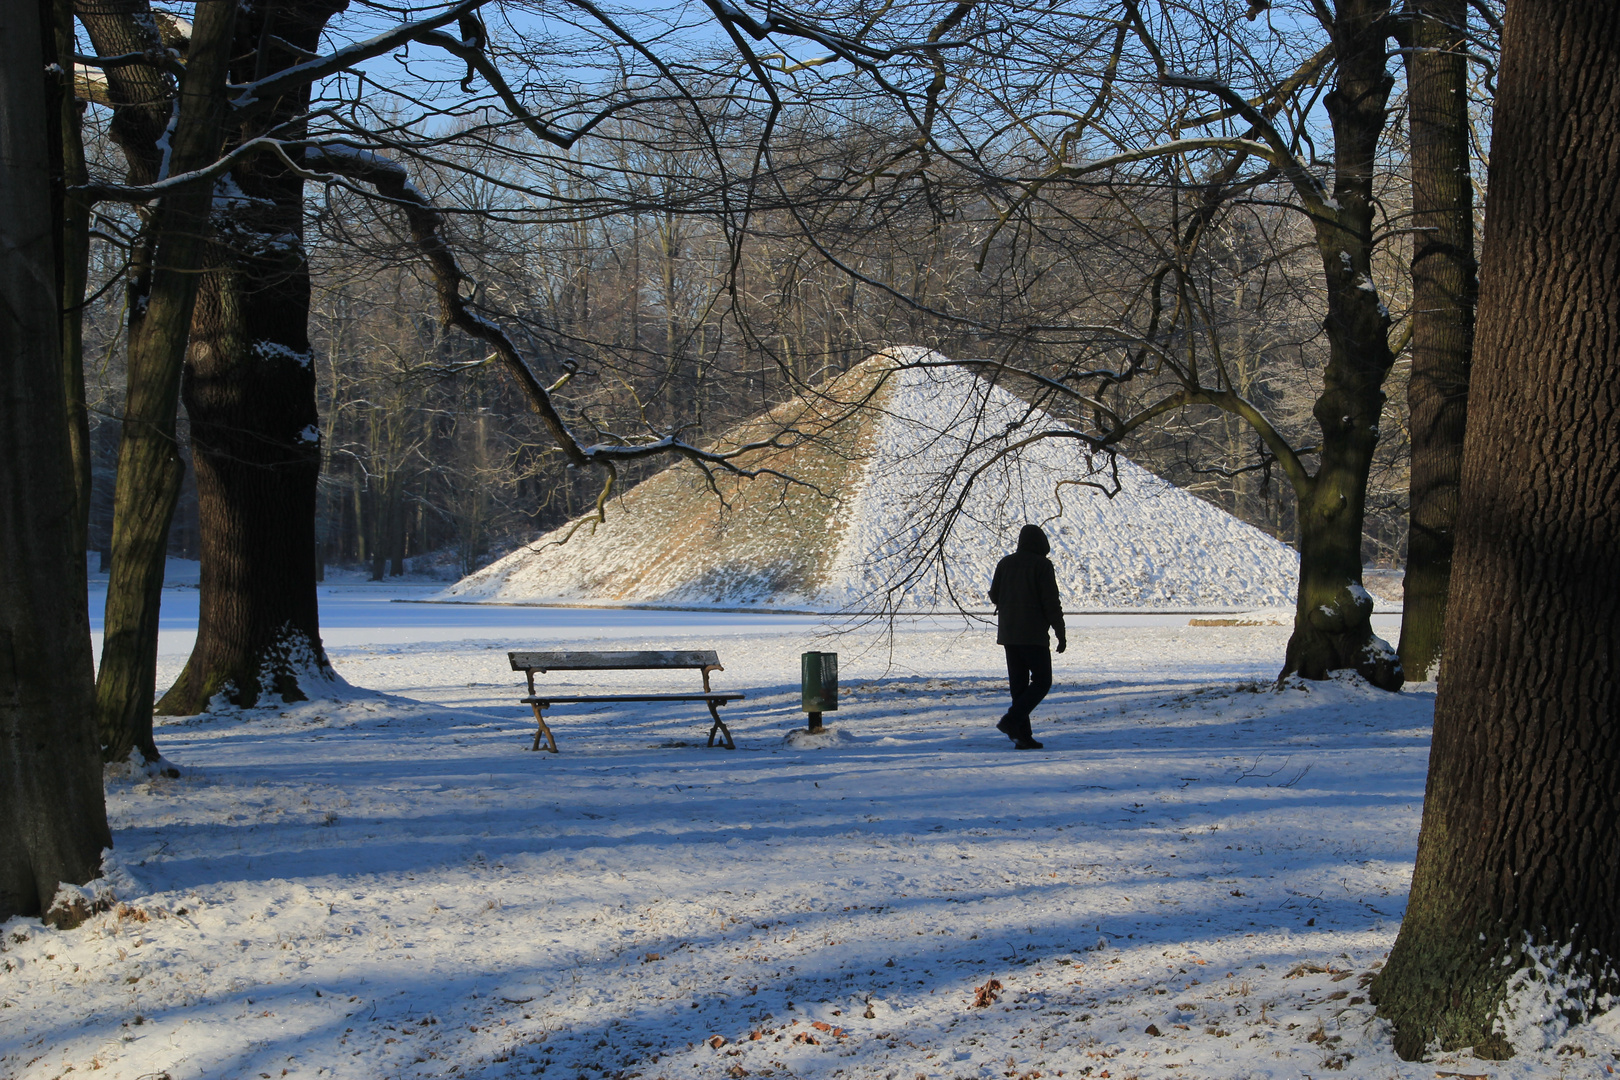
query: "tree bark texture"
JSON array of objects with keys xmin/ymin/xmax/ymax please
[
  {"xmin": 157, "ymin": 0, "xmax": 345, "ymax": 714},
  {"xmin": 74, "ymin": 1, "xmax": 171, "ymax": 189},
  {"xmin": 1372, "ymin": 0, "xmax": 1620, "ymax": 1058},
  {"xmin": 96, "ymin": 0, "xmax": 238, "ymax": 761},
  {"xmin": 75, "ymin": 0, "xmax": 174, "ymax": 401},
  {"xmin": 0, "ymin": 0, "xmax": 112, "ymax": 923},
  {"xmin": 1279, "ymin": 0, "xmax": 1403, "ymax": 691},
  {"xmin": 369, "ymin": 477, "xmax": 390, "ymax": 581},
  {"xmin": 52, "ymin": 0, "xmax": 92, "ymax": 558},
  {"xmin": 1398, "ymin": 0, "xmax": 1477, "ymax": 683}
]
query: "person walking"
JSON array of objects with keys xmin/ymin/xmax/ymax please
[{"xmin": 988, "ymin": 524, "xmax": 1066, "ymax": 749}]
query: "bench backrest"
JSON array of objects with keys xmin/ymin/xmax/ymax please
[{"xmin": 509, "ymin": 649, "xmax": 721, "ymax": 672}]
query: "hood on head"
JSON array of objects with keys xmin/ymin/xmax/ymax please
[{"xmin": 1016, "ymin": 524, "xmax": 1050, "ymax": 556}]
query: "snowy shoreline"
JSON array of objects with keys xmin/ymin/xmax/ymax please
[{"xmin": 397, "ymin": 598, "xmax": 1395, "ymax": 616}]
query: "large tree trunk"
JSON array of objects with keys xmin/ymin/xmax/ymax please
[
  {"xmin": 95, "ymin": 0, "xmax": 238, "ymax": 762},
  {"xmin": 1397, "ymin": 0, "xmax": 1476, "ymax": 682},
  {"xmin": 1, "ymin": 0, "xmax": 112, "ymax": 923},
  {"xmin": 1370, "ymin": 0, "xmax": 1620, "ymax": 1058},
  {"xmin": 155, "ymin": 0, "xmax": 345, "ymax": 715},
  {"xmin": 369, "ymin": 476, "xmax": 389, "ymax": 581},
  {"xmin": 1279, "ymin": 0, "xmax": 1403, "ymax": 691},
  {"xmin": 155, "ymin": 234, "xmax": 329, "ymax": 710},
  {"xmin": 388, "ymin": 478, "xmax": 407, "ymax": 576},
  {"xmin": 52, "ymin": 0, "xmax": 92, "ymax": 556}
]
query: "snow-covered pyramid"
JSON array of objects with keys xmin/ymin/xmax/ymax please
[{"xmin": 438, "ymin": 349, "xmax": 1300, "ymax": 612}]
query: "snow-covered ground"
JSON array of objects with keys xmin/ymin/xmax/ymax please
[{"xmin": 5, "ymin": 585, "xmax": 1614, "ymax": 1079}]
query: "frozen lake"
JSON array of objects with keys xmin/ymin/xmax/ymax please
[{"xmin": 86, "ymin": 576, "xmax": 1402, "ymax": 660}]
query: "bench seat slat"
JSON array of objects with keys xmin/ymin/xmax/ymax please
[
  {"xmin": 510, "ymin": 649, "xmax": 720, "ymax": 671},
  {"xmin": 521, "ymin": 693, "xmax": 744, "ymax": 704},
  {"xmin": 509, "ymin": 648, "xmax": 741, "ymax": 753}
]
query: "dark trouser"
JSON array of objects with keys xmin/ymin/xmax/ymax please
[{"xmin": 1001, "ymin": 643, "xmax": 1053, "ymax": 738}]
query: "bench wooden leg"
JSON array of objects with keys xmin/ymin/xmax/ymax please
[
  {"xmin": 706, "ymin": 700, "xmax": 735, "ymax": 749},
  {"xmin": 529, "ymin": 703, "xmax": 559, "ymax": 753}
]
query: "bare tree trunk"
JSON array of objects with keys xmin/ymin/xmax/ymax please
[
  {"xmin": 156, "ymin": 0, "xmax": 343, "ymax": 714},
  {"xmin": 369, "ymin": 475, "xmax": 388, "ymax": 581},
  {"xmin": 661, "ymin": 211, "xmax": 684, "ymax": 422},
  {"xmin": 631, "ymin": 214, "xmax": 642, "ymax": 354},
  {"xmin": 95, "ymin": 0, "xmax": 238, "ymax": 761},
  {"xmin": 51, "ymin": 0, "xmax": 91, "ymax": 557},
  {"xmin": 388, "ymin": 479, "xmax": 406, "ymax": 576},
  {"xmin": 1397, "ymin": 0, "xmax": 1476, "ymax": 682},
  {"xmin": 1279, "ymin": 0, "xmax": 1403, "ymax": 690},
  {"xmin": 0, "ymin": 0, "xmax": 111, "ymax": 923},
  {"xmin": 156, "ymin": 229, "xmax": 328, "ymax": 708},
  {"xmin": 1371, "ymin": 0, "xmax": 1620, "ymax": 1056},
  {"xmin": 74, "ymin": 3, "xmax": 170, "ymax": 188}
]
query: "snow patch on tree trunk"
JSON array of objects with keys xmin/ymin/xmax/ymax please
[
  {"xmin": 1494, "ymin": 940, "xmax": 1619, "ymax": 1055},
  {"xmin": 187, "ymin": 628, "xmax": 360, "ymax": 713}
]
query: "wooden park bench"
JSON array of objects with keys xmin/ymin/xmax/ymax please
[{"xmin": 508, "ymin": 650, "xmax": 745, "ymax": 753}]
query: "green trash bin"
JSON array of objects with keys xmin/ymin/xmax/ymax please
[{"xmin": 801, "ymin": 652, "xmax": 838, "ymax": 732}]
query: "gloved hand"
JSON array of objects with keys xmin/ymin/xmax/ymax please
[{"xmin": 1055, "ymin": 634, "xmax": 1067, "ymax": 654}]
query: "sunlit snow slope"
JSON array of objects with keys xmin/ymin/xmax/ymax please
[{"xmin": 438, "ymin": 349, "xmax": 1300, "ymax": 611}]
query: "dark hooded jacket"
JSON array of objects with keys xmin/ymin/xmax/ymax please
[{"xmin": 988, "ymin": 525, "xmax": 1066, "ymax": 646}]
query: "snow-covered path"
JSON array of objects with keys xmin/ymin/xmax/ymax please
[{"xmin": 5, "ymin": 588, "xmax": 1615, "ymax": 1079}]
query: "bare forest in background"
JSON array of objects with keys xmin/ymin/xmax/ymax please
[{"xmin": 73, "ymin": 6, "xmax": 1492, "ymax": 583}]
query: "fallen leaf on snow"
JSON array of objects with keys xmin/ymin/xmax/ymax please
[{"xmin": 971, "ymin": 978, "xmax": 1004, "ymax": 1008}]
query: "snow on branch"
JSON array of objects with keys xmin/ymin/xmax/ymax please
[{"xmin": 73, "ymin": 134, "xmax": 296, "ymax": 204}]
